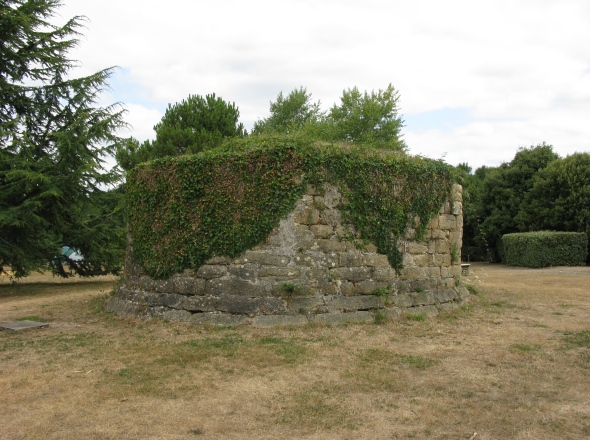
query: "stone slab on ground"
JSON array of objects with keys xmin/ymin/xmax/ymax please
[{"xmin": 0, "ymin": 320, "xmax": 49, "ymax": 331}]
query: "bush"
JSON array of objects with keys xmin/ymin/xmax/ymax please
[{"xmin": 501, "ymin": 231, "xmax": 588, "ymax": 268}]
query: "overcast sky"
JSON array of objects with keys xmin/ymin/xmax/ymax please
[{"xmin": 58, "ymin": 0, "xmax": 590, "ymax": 170}]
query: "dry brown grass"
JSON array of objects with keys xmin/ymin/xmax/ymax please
[{"xmin": 1, "ymin": 263, "xmax": 590, "ymax": 439}]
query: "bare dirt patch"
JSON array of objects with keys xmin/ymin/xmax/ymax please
[{"xmin": 1, "ymin": 264, "xmax": 590, "ymax": 439}]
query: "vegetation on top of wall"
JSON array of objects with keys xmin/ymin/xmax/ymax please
[{"xmin": 127, "ymin": 139, "xmax": 452, "ymax": 279}]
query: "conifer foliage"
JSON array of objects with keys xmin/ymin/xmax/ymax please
[{"xmin": 0, "ymin": 0, "xmax": 126, "ymax": 277}]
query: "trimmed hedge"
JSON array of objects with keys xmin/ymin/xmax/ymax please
[{"xmin": 501, "ymin": 231, "xmax": 588, "ymax": 268}]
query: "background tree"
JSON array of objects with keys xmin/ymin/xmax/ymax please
[
  {"xmin": 459, "ymin": 144, "xmax": 561, "ymax": 261},
  {"xmin": 252, "ymin": 87, "xmax": 323, "ymax": 135},
  {"xmin": 0, "ymin": 0, "xmax": 126, "ymax": 277},
  {"xmin": 327, "ymin": 84, "xmax": 406, "ymax": 151},
  {"xmin": 477, "ymin": 144, "xmax": 559, "ymax": 260},
  {"xmin": 117, "ymin": 93, "xmax": 245, "ymax": 170},
  {"xmin": 520, "ymin": 153, "xmax": 590, "ymax": 262},
  {"xmin": 252, "ymin": 84, "xmax": 407, "ymax": 152}
]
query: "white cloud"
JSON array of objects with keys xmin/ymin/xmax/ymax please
[{"xmin": 55, "ymin": 0, "xmax": 590, "ymax": 167}]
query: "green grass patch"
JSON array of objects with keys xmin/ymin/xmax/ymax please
[
  {"xmin": 562, "ymin": 331, "xmax": 590, "ymax": 348},
  {"xmin": 0, "ymin": 280, "xmax": 116, "ymax": 298},
  {"xmin": 510, "ymin": 343, "xmax": 542, "ymax": 353},
  {"xmin": 15, "ymin": 316, "xmax": 46, "ymax": 322},
  {"xmin": 405, "ymin": 313, "xmax": 426, "ymax": 322},
  {"xmin": 275, "ymin": 382, "xmax": 351, "ymax": 431}
]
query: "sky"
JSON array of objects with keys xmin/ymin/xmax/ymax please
[{"xmin": 57, "ymin": 0, "xmax": 590, "ymax": 170}]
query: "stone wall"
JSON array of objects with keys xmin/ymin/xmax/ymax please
[{"xmin": 107, "ymin": 183, "xmax": 468, "ymax": 326}]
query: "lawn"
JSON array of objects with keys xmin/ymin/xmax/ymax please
[{"xmin": 1, "ymin": 263, "xmax": 589, "ymax": 439}]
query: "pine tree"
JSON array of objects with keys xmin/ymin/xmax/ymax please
[{"xmin": 0, "ymin": 0, "xmax": 126, "ymax": 277}]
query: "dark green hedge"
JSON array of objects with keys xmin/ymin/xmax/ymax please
[
  {"xmin": 501, "ymin": 231, "xmax": 588, "ymax": 268},
  {"xmin": 127, "ymin": 141, "xmax": 453, "ymax": 279}
]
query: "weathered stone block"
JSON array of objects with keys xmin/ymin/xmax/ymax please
[
  {"xmin": 407, "ymin": 242, "xmax": 428, "ymax": 255},
  {"xmin": 321, "ymin": 209, "xmax": 341, "ymax": 227},
  {"xmin": 307, "ymin": 252, "xmax": 338, "ymax": 268},
  {"xmin": 435, "ymin": 240, "xmax": 450, "ymax": 254},
  {"xmin": 424, "ymin": 266, "xmax": 441, "ymax": 278},
  {"xmin": 160, "ymin": 293, "xmax": 185, "ymax": 309},
  {"xmin": 348, "ymin": 241, "xmax": 377, "ymax": 253},
  {"xmin": 355, "ymin": 280, "xmax": 391, "ymax": 295},
  {"xmin": 340, "ymin": 281, "xmax": 357, "ymax": 296},
  {"xmin": 434, "ymin": 289, "xmax": 458, "ymax": 303},
  {"xmin": 310, "ymin": 224, "xmax": 333, "ymax": 238},
  {"xmin": 443, "ymin": 277, "xmax": 456, "ymax": 288},
  {"xmin": 142, "ymin": 292, "xmax": 163, "ymax": 307},
  {"xmin": 322, "ymin": 184, "xmax": 341, "ymax": 208},
  {"xmin": 196, "ymin": 265, "xmax": 227, "ymax": 279},
  {"xmin": 272, "ymin": 283, "xmax": 316, "ymax": 297},
  {"xmin": 450, "ymin": 265, "xmax": 462, "ymax": 277},
  {"xmin": 339, "ymin": 253, "xmax": 364, "ymax": 267},
  {"xmin": 242, "ymin": 251, "xmax": 290, "ymax": 266},
  {"xmin": 189, "ymin": 313, "xmax": 248, "ymax": 326},
  {"xmin": 450, "ymin": 231, "xmax": 462, "ymax": 246},
  {"xmin": 433, "ymin": 254, "xmax": 452, "ymax": 267},
  {"xmin": 183, "ymin": 295, "xmax": 218, "ymax": 312},
  {"xmin": 206, "ymin": 279, "xmax": 268, "ymax": 297},
  {"xmin": 259, "ymin": 267, "xmax": 300, "ymax": 280},
  {"xmin": 139, "ymin": 276, "xmax": 155, "ymax": 291},
  {"xmin": 457, "ymin": 286, "xmax": 470, "ymax": 299},
  {"xmin": 294, "ymin": 208, "xmax": 320, "ymax": 225},
  {"xmin": 431, "ymin": 229, "xmax": 447, "ymax": 239},
  {"xmin": 317, "ymin": 282, "xmax": 339, "ymax": 295},
  {"xmin": 384, "ymin": 307, "xmax": 403, "ymax": 319},
  {"xmin": 288, "ymin": 297, "xmax": 325, "ymax": 313},
  {"xmin": 154, "ymin": 279, "xmax": 174, "ymax": 293},
  {"xmin": 316, "ymin": 239, "xmax": 346, "ymax": 253},
  {"xmin": 312, "ymin": 311, "xmax": 374, "ymax": 325},
  {"xmin": 161, "ymin": 309, "xmax": 192, "ymax": 322},
  {"xmin": 105, "ymin": 297, "xmax": 145, "ymax": 317},
  {"xmin": 217, "ymin": 295, "xmax": 287, "ymax": 315},
  {"xmin": 401, "ymin": 266, "xmax": 425, "ymax": 280},
  {"xmin": 402, "ymin": 254, "xmax": 414, "ymax": 267},
  {"xmin": 307, "ymin": 268, "xmax": 329, "ymax": 282},
  {"xmin": 228, "ymin": 264, "xmax": 258, "ymax": 280},
  {"xmin": 294, "ymin": 254, "xmax": 315, "ymax": 267},
  {"xmin": 414, "ymin": 254, "xmax": 433, "ymax": 267},
  {"xmin": 392, "ymin": 292, "xmax": 435, "ymax": 307},
  {"xmin": 373, "ymin": 267, "xmax": 397, "ymax": 282},
  {"xmin": 428, "ymin": 217, "xmax": 439, "ymax": 229},
  {"xmin": 329, "ymin": 266, "xmax": 372, "ymax": 282},
  {"xmin": 294, "ymin": 224, "xmax": 311, "ymax": 234},
  {"xmin": 362, "ymin": 254, "xmax": 390, "ymax": 267},
  {"xmin": 326, "ymin": 295, "xmax": 383, "ymax": 312},
  {"xmin": 176, "ymin": 277, "xmax": 206, "ymax": 295},
  {"xmin": 439, "ymin": 214, "xmax": 457, "ymax": 230}
]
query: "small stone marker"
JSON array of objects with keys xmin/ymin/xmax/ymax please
[
  {"xmin": 0, "ymin": 320, "xmax": 49, "ymax": 331},
  {"xmin": 461, "ymin": 263, "xmax": 470, "ymax": 276}
]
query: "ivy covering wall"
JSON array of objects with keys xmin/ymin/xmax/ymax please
[{"xmin": 127, "ymin": 141, "xmax": 453, "ymax": 279}]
